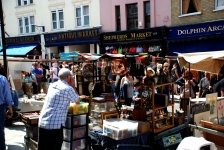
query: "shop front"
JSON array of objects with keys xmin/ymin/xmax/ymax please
[
  {"xmin": 167, "ymin": 20, "xmax": 224, "ymax": 56},
  {"xmin": 0, "ymin": 35, "xmax": 41, "ymax": 59},
  {"xmin": 100, "ymin": 26, "xmax": 168, "ymax": 57},
  {"xmin": 43, "ymin": 27, "xmax": 101, "ymax": 60}
]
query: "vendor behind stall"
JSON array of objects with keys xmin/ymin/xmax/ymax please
[{"xmin": 38, "ymin": 68, "xmax": 87, "ymax": 150}]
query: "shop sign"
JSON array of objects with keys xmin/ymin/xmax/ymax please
[
  {"xmin": 5, "ymin": 35, "xmax": 41, "ymax": 45},
  {"xmin": 168, "ymin": 20, "xmax": 224, "ymax": 39},
  {"xmin": 44, "ymin": 28, "xmax": 100, "ymax": 46},
  {"xmin": 101, "ymin": 27, "xmax": 166, "ymax": 43}
]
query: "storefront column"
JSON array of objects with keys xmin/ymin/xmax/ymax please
[{"xmin": 64, "ymin": 46, "xmax": 70, "ymax": 53}]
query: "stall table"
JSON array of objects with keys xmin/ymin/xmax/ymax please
[
  {"xmin": 18, "ymin": 98, "xmax": 44, "ymax": 112},
  {"xmin": 89, "ymin": 129, "xmax": 152, "ymax": 150}
]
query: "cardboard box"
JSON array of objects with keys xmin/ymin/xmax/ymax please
[{"xmin": 137, "ymin": 121, "xmax": 150, "ymax": 133}]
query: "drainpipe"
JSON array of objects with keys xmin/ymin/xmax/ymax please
[{"xmin": 0, "ymin": 0, "xmax": 7, "ymax": 75}]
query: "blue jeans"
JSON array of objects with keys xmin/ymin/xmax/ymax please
[
  {"xmin": 11, "ymin": 90, "xmax": 18, "ymax": 107},
  {"xmin": 0, "ymin": 104, "xmax": 6, "ymax": 150}
]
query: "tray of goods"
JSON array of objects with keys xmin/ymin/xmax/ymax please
[{"xmin": 19, "ymin": 111, "xmax": 40, "ymax": 126}]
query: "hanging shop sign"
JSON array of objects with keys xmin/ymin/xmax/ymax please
[
  {"xmin": 168, "ymin": 20, "xmax": 224, "ymax": 40},
  {"xmin": 101, "ymin": 27, "xmax": 167, "ymax": 44},
  {"xmin": 44, "ymin": 27, "xmax": 101, "ymax": 47},
  {"xmin": 5, "ymin": 35, "xmax": 41, "ymax": 45}
]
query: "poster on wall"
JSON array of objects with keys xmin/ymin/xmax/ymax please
[{"xmin": 206, "ymin": 93, "xmax": 218, "ymax": 122}]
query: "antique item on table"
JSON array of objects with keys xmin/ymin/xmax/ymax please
[
  {"xmin": 111, "ymin": 59, "xmax": 127, "ymax": 76},
  {"xmin": 101, "ymin": 110, "xmax": 119, "ymax": 124},
  {"xmin": 82, "ymin": 63, "xmax": 97, "ymax": 81}
]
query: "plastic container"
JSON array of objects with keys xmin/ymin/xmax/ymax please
[
  {"xmin": 103, "ymin": 119, "xmax": 138, "ymax": 140},
  {"xmin": 63, "ymin": 126, "xmax": 86, "ymax": 141},
  {"xmin": 61, "ymin": 138, "xmax": 86, "ymax": 150},
  {"xmin": 64, "ymin": 114, "xmax": 87, "ymax": 128}
]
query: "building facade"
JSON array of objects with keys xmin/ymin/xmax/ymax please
[
  {"xmin": 99, "ymin": 0, "xmax": 171, "ymax": 56},
  {"xmin": 2, "ymin": 0, "xmax": 101, "ymax": 59},
  {"xmin": 168, "ymin": 0, "xmax": 224, "ymax": 55}
]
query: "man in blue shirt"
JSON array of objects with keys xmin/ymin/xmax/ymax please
[
  {"xmin": 38, "ymin": 68, "xmax": 86, "ymax": 150},
  {"xmin": 31, "ymin": 62, "xmax": 43, "ymax": 93},
  {"xmin": 0, "ymin": 68, "xmax": 13, "ymax": 150}
]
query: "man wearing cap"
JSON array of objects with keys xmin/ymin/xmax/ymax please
[{"xmin": 38, "ymin": 68, "xmax": 86, "ymax": 150}]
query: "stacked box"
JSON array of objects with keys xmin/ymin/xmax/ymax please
[
  {"xmin": 61, "ymin": 139, "xmax": 86, "ymax": 150},
  {"xmin": 65, "ymin": 114, "xmax": 86, "ymax": 128},
  {"xmin": 103, "ymin": 119, "xmax": 138, "ymax": 140},
  {"xmin": 63, "ymin": 126, "xmax": 86, "ymax": 141}
]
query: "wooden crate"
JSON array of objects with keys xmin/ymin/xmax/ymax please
[
  {"xmin": 201, "ymin": 120, "xmax": 224, "ymax": 147},
  {"xmin": 19, "ymin": 111, "xmax": 40, "ymax": 126}
]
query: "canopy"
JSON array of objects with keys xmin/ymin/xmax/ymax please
[
  {"xmin": 0, "ymin": 44, "xmax": 38, "ymax": 57},
  {"xmin": 176, "ymin": 50, "xmax": 224, "ymax": 74}
]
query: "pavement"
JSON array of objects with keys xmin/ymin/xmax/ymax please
[{"xmin": 5, "ymin": 120, "xmax": 26, "ymax": 150}]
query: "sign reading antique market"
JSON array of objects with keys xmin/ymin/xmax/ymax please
[
  {"xmin": 44, "ymin": 28, "xmax": 100, "ymax": 46},
  {"xmin": 101, "ymin": 27, "xmax": 166, "ymax": 43},
  {"xmin": 6, "ymin": 35, "xmax": 41, "ymax": 45},
  {"xmin": 168, "ymin": 20, "xmax": 224, "ymax": 39}
]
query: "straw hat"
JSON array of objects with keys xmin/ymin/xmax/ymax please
[{"xmin": 145, "ymin": 67, "xmax": 155, "ymax": 76}]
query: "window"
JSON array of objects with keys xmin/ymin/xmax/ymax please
[
  {"xmin": 126, "ymin": 3, "xmax": 138, "ymax": 30},
  {"xmin": 215, "ymin": 0, "xmax": 224, "ymax": 10},
  {"xmin": 75, "ymin": 5, "xmax": 89, "ymax": 27},
  {"xmin": 144, "ymin": 1, "xmax": 150, "ymax": 28},
  {"xmin": 181, "ymin": 0, "xmax": 201, "ymax": 15},
  {"xmin": 115, "ymin": 6, "xmax": 121, "ymax": 31},
  {"xmin": 17, "ymin": 0, "xmax": 33, "ymax": 6},
  {"xmin": 52, "ymin": 9, "xmax": 64, "ymax": 29},
  {"xmin": 18, "ymin": 16, "xmax": 35, "ymax": 34}
]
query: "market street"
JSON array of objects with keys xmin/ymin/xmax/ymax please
[{"xmin": 4, "ymin": 100, "xmax": 181, "ymax": 150}]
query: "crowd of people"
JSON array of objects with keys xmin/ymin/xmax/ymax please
[
  {"xmin": 21, "ymin": 60, "xmax": 79, "ymax": 96},
  {"xmin": 108, "ymin": 60, "xmax": 224, "ymax": 115}
]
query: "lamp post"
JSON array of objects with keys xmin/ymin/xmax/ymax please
[{"xmin": 0, "ymin": 0, "xmax": 7, "ymax": 75}]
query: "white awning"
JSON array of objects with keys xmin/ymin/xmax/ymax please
[{"xmin": 176, "ymin": 50, "xmax": 224, "ymax": 74}]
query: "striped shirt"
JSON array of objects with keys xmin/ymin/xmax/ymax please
[
  {"xmin": 0, "ymin": 75, "xmax": 13, "ymax": 106},
  {"xmin": 38, "ymin": 80, "xmax": 79, "ymax": 129}
]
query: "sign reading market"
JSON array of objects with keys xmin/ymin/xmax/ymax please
[{"xmin": 101, "ymin": 27, "xmax": 167, "ymax": 43}]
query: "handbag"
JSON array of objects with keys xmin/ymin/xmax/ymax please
[
  {"xmin": 136, "ymin": 45, "xmax": 143, "ymax": 53},
  {"xmin": 129, "ymin": 46, "xmax": 136, "ymax": 53},
  {"xmin": 118, "ymin": 46, "xmax": 123, "ymax": 54}
]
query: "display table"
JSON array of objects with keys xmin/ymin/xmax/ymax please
[
  {"xmin": 89, "ymin": 130, "xmax": 152, "ymax": 150},
  {"xmin": 18, "ymin": 98, "xmax": 44, "ymax": 112}
]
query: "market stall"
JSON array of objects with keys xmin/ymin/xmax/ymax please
[{"xmin": 176, "ymin": 50, "xmax": 224, "ymax": 74}]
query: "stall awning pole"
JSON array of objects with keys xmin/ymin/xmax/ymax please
[{"xmin": 0, "ymin": 0, "xmax": 7, "ymax": 75}]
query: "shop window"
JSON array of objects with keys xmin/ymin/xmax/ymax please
[
  {"xmin": 181, "ymin": 0, "xmax": 201, "ymax": 16},
  {"xmin": 126, "ymin": 3, "xmax": 138, "ymax": 30},
  {"xmin": 115, "ymin": 6, "xmax": 121, "ymax": 31},
  {"xmin": 75, "ymin": 5, "xmax": 89, "ymax": 27},
  {"xmin": 215, "ymin": 0, "xmax": 224, "ymax": 10},
  {"xmin": 17, "ymin": 0, "xmax": 33, "ymax": 6},
  {"xmin": 144, "ymin": 1, "xmax": 150, "ymax": 28},
  {"xmin": 18, "ymin": 16, "xmax": 35, "ymax": 34},
  {"xmin": 52, "ymin": 9, "xmax": 64, "ymax": 30}
]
